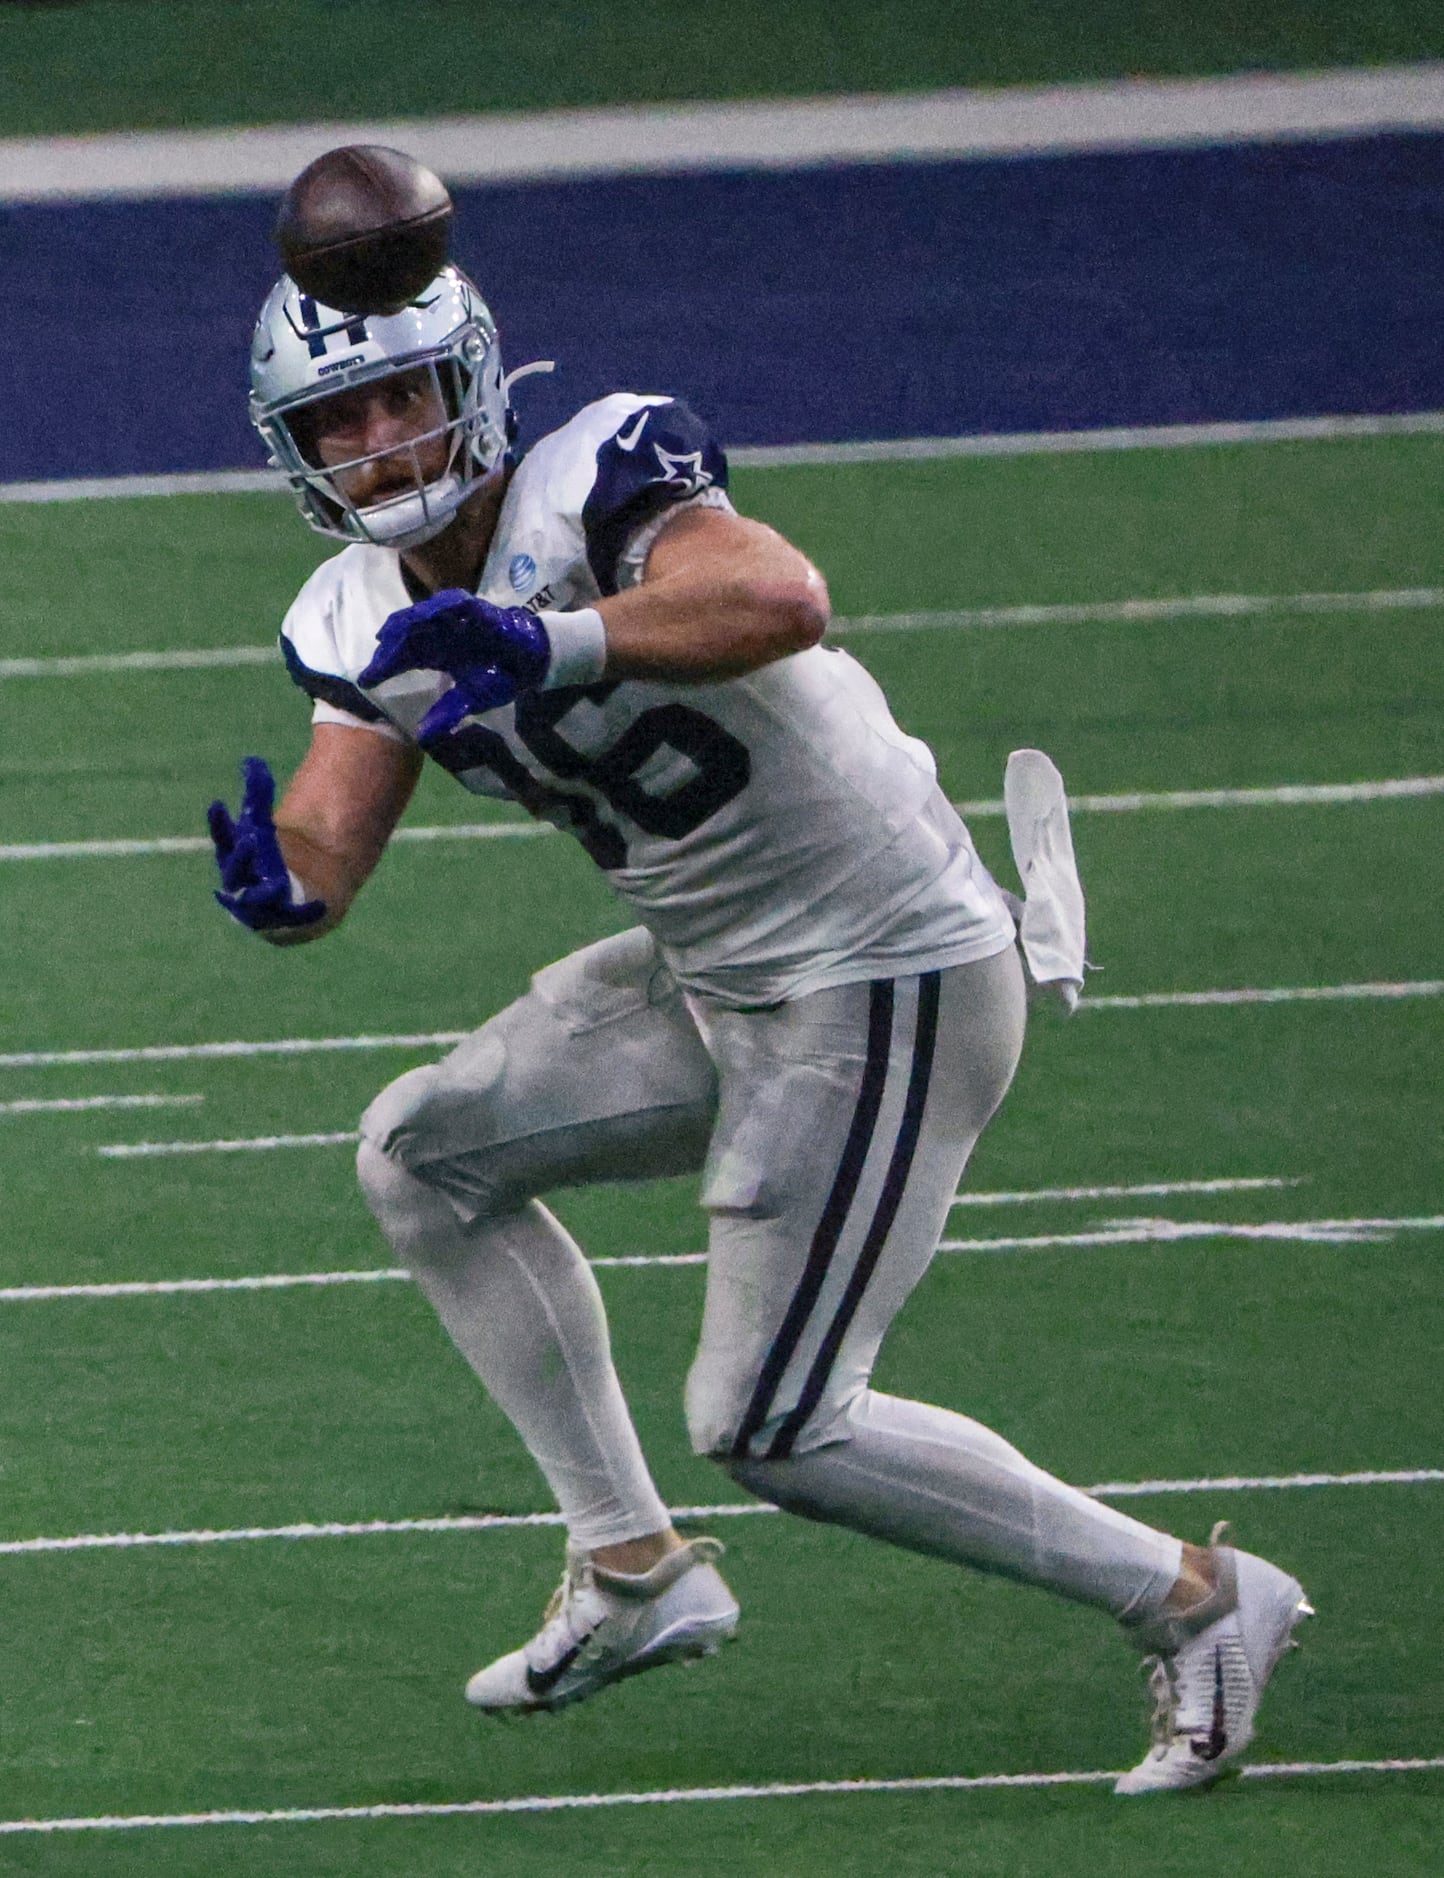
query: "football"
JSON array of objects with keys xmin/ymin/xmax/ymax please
[{"xmin": 274, "ymin": 145, "xmax": 454, "ymax": 315}]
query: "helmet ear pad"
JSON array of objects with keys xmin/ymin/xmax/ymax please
[{"xmin": 248, "ymin": 265, "xmax": 512, "ymax": 548}]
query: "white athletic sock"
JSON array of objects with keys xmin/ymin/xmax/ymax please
[
  {"xmin": 727, "ymin": 1388, "xmax": 1181, "ymax": 1621},
  {"xmin": 357, "ymin": 1142, "xmax": 672, "ymax": 1551}
]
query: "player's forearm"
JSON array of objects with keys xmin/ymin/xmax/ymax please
[
  {"xmin": 247, "ymin": 725, "xmax": 422, "ymax": 945},
  {"xmin": 596, "ymin": 566, "xmax": 829, "ymax": 682}
]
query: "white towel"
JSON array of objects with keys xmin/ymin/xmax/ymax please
[{"xmin": 1003, "ymin": 748, "xmax": 1086, "ymax": 1012}]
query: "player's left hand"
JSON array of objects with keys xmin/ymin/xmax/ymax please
[
  {"xmin": 207, "ymin": 757, "xmax": 327, "ymax": 932},
  {"xmin": 360, "ymin": 590, "xmax": 552, "ymax": 741}
]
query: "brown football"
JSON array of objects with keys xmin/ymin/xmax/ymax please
[{"xmin": 275, "ymin": 145, "xmax": 454, "ymax": 315}]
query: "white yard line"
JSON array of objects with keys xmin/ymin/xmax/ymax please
[
  {"xmin": 0, "ymin": 975, "xmax": 1435, "ymax": 1074},
  {"xmin": 4, "ymin": 411, "xmax": 1444, "ymax": 511},
  {"xmin": 5, "ymin": 65, "xmax": 1444, "ymax": 204},
  {"xmin": 1092, "ymin": 1469, "xmax": 1444, "ymax": 1498},
  {"xmin": 950, "ymin": 1176, "xmax": 1303, "ymax": 1207},
  {"xmin": 0, "ymin": 1259, "xmax": 707, "ymax": 1303},
  {"xmin": 0, "ymin": 646, "xmax": 277, "ymax": 678},
  {"xmin": 91, "ymin": 1145, "xmax": 1312, "ymax": 1194},
  {"xmin": 0, "ymin": 1094, "xmax": 202, "ymax": 1116},
  {"xmin": 1081, "ymin": 979, "xmax": 1444, "ymax": 1010},
  {"xmin": 98, "ymin": 1131, "xmax": 358, "ymax": 1159},
  {"xmin": 4, "ymin": 776, "xmax": 1443, "ymax": 865},
  {"xmin": 6, "ymin": 585, "xmax": 1444, "ymax": 678},
  {"xmin": 833, "ymin": 587, "xmax": 1444, "ymax": 635},
  {"xmin": 0, "ymin": 1270, "xmax": 409, "ymax": 1303},
  {"xmin": 1030, "ymin": 778, "xmax": 1444, "ymax": 815},
  {"xmin": 4, "ymin": 1213, "xmax": 1433, "ymax": 1297},
  {"xmin": 939, "ymin": 1215, "xmax": 1444, "ymax": 1253},
  {"xmin": 0, "ymin": 1262, "xmax": 701, "ymax": 1302},
  {"xmin": 0, "ymin": 1033, "xmax": 469, "ymax": 1070},
  {"xmin": 0, "ymin": 1505, "xmax": 745, "ymax": 1556},
  {"xmin": 1, "ymin": 1471, "xmax": 1439, "ymax": 1559},
  {"xmin": 0, "ymin": 1754, "xmax": 1441, "ymax": 1835},
  {"xmin": 0, "ymin": 824, "xmax": 548, "ymax": 860}
]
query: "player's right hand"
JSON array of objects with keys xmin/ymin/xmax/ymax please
[
  {"xmin": 360, "ymin": 590, "xmax": 552, "ymax": 740},
  {"xmin": 207, "ymin": 757, "xmax": 327, "ymax": 933}
]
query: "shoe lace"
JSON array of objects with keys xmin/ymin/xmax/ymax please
[
  {"xmin": 1134, "ymin": 1520, "xmax": 1243, "ymax": 1761},
  {"xmin": 1138, "ymin": 1654, "xmax": 1178, "ymax": 1756},
  {"xmin": 530, "ymin": 1550, "xmax": 605, "ymax": 1660}
]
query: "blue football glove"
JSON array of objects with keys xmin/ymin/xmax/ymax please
[
  {"xmin": 207, "ymin": 757, "xmax": 327, "ymax": 933},
  {"xmin": 358, "ymin": 589, "xmax": 552, "ymax": 742}
]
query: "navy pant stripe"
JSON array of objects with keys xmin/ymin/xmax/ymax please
[
  {"xmin": 728, "ymin": 979, "xmax": 896, "ymax": 1460},
  {"xmin": 766, "ymin": 970, "xmax": 942, "ymax": 1461}
]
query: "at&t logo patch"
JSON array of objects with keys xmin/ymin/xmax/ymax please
[{"xmin": 509, "ymin": 553, "xmax": 537, "ymax": 592}]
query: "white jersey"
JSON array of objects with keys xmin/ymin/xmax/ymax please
[{"xmin": 280, "ymin": 394, "xmax": 1015, "ymax": 1007}]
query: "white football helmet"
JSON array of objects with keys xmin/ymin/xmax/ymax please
[{"xmin": 249, "ymin": 265, "xmax": 513, "ymax": 548}]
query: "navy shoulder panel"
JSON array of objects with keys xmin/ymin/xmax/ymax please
[
  {"xmin": 581, "ymin": 399, "xmax": 728, "ymax": 596},
  {"xmin": 281, "ymin": 634, "xmax": 387, "ymax": 723}
]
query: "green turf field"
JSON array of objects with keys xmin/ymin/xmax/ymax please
[
  {"xmin": 2, "ymin": 0, "xmax": 1442, "ymax": 138},
  {"xmin": 0, "ymin": 432, "xmax": 1441, "ymax": 1872}
]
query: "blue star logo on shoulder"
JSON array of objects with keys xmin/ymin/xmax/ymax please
[{"xmin": 651, "ymin": 445, "xmax": 714, "ymax": 496}]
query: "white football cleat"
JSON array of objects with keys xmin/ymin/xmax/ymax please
[
  {"xmin": 1115, "ymin": 1524, "xmax": 1312, "ymax": 1795},
  {"xmin": 465, "ymin": 1536, "xmax": 739, "ymax": 1713},
  {"xmin": 1003, "ymin": 749, "xmax": 1086, "ymax": 1012}
]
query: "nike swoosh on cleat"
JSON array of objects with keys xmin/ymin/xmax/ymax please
[
  {"xmin": 524, "ymin": 1630, "xmax": 599, "ymax": 1697},
  {"xmin": 614, "ymin": 410, "xmax": 650, "ymax": 451},
  {"xmin": 1193, "ymin": 1647, "xmax": 1230, "ymax": 1761}
]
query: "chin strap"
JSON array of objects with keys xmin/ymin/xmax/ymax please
[{"xmin": 503, "ymin": 359, "xmax": 556, "ymax": 393}]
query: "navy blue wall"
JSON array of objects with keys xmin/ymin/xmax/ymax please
[{"xmin": 3, "ymin": 132, "xmax": 1442, "ymax": 481}]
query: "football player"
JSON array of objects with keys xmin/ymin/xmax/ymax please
[{"xmin": 209, "ymin": 262, "xmax": 1309, "ymax": 1789}]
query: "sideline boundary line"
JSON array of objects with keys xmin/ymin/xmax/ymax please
[
  {"xmin": 4, "ymin": 410, "xmax": 1444, "ymax": 506},
  {"xmin": 2, "ymin": 1472, "xmax": 1440, "ymax": 1559},
  {"xmin": 2, "ymin": 1758, "xmax": 1443, "ymax": 1836},
  {"xmin": 5, "ymin": 65, "xmax": 1444, "ymax": 203},
  {"xmin": 735, "ymin": 410, "xmax": 1444, "ymax": 468}
]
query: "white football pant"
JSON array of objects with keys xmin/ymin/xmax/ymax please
[{"xmin": 358, "ymin": 927, "xmax": 1182, "ymax": 1622}]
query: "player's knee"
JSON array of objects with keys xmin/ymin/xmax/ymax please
[
  {"xmin": 685, "ymin": 1358, "xmax": 856, "ymax": 1466},
  {"xmin": 684, "ymin": 1367, "xmax": 781, "ymax": 1462},
  {"xmin": 356, "ymin": 1135, "xmax": 494, "ymax": 1287},
  {"xmin": 358, "ymin": 1063, "xmax": 447, "ymax": 1172},
  {"xmin": 355, "ymin": 1134, "xmax": 417, "ymax": 1232},
  {"xmin": 358, "ymin": 1033, "xmax": 514, "ymax": 1218}
]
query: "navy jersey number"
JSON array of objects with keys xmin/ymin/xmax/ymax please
[{"xmin": 430, "ymin": 682, "xmax": 751, "ymax": 867}]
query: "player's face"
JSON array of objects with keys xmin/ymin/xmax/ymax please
[{"xmin": 299, "ymin": 367, "xmax": 450, "ymax": 504}]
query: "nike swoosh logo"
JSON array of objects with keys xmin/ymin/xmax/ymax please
[
  {"xmin": 524, "ymin": 1630, "xmax": 599, "ymax": 1696},
  {"xmin": 1193, "ymin": 1647, "xmax": 1230, "ymax": 1761},
  {"xmin": 614, "ymin": 409, "xmax": 650, "ymax": 452}
]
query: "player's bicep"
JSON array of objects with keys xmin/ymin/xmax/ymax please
[{"xmin": 640, "ymin": 504, "xmax": 819, "ymax": 590}]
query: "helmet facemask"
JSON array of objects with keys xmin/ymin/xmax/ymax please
[{"xmin": 249, "ymin": 269, "xmax": 513, "ymax": 549}]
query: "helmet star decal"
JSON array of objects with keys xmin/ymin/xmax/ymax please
[{"xmin": 652, "ymin": 444, "xmax": 715, "ymax": 494}]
